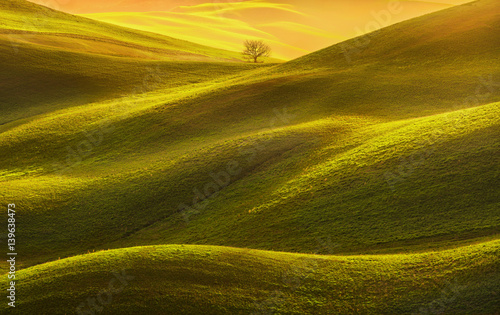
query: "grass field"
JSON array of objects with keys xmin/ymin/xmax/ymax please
[
  {"xmin": 0, "ymin": 0, "xmax": 280, "ymax": 124},
  {"xmin": 1, "ymin": 241, "xmax": 499, "ymax": 314},
  {"xmin": 1, "ymin": 0, "xmax": 499, "ymax": 314}
]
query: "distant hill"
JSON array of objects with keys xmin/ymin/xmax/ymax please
[
  {"xmin": 79, "ymin": 0, "xmax": 467, "ymax": 60},
  {"xmin": 284, "ymin": 0, "xmax": 500, "ymax": 69},
  {"xmin": 0, "ymin": 0, "xmax": 258, "ymax": 61},
  {"xmin": 25, "ymin": 0, "xmax": 473, "ymax": 14},
  {"xmin": 0, "ymin": 0, "xmax": 278, "ymax": 124}
]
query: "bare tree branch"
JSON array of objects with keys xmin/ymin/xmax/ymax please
[{"xmin": 242, "ymin": 40, "xmax": 271, "ymax": 63}]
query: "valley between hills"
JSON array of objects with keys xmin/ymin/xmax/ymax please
[{"xmin": 0, "ymin": 0, "xmax": 499, "ymax": 313}]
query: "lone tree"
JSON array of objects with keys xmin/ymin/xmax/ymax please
[{"xmin": 242, "ymin": 40, "xmax": 271, "ymax": 63}]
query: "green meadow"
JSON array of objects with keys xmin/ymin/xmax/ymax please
[{"xmin": 0, "ymin": 0, "xmax": 499, "ymax": 313}]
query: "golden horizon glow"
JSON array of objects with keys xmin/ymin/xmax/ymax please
[{"xmin": 26, "ymin": 0, "xmax": 473, "ymax": 59}]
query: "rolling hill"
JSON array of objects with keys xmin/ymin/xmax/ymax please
[
  {"xmin": 0, "ymin": 0, "xmax": 280, "ymax": 125},
  {"xmin": 27, "ymin": 0, "xmax": 475, "ymax": 14},
  {"xmin": 1, "ymin": 241, "xmax": 499, "ymax": 314},
  {"xmin": 80, "ymin": 0, "xmax": 468, "ymax": 60},
  {"xmin": 0, "ymin": 0, "xmax": 252, "ymax": 61},
  {"xmin": 1, "ymin": 0, "xmax": 499, "ymax": 314}
]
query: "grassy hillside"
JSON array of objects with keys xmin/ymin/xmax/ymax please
[
  {"xmin": 283, "ymin": 0, "xmax": 499, "ymax": 70},
  {"xmin": 0, "ymin": 0, "xmax": 499, "ymax": 314},
  {"xmin": 1, "ymin": 0, "xmax": 499, "ymax": 261},
  {"xmin": 0, "ymin": 0, "xmax": 252, "ymax": 61},
  {"xmin": 1, "ymin": 241, "xmax": 499, "ymax": 314},
  {"xmin": 2, "ymin": 99, "xmax": 498, "ymax": 268},
  {"xmin": 0, "ymin": 40, "xmax": 269, "ymax": 125},
  {"xmin": 0, "ymin": 0, "xmax": 280, "ymax": 124},
  {"xmin": 2, "ymin": 241, "xmax": 500, "ymax": 314}
]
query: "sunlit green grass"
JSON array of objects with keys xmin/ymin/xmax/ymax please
[
  {"xmin": 1, "ymin": 241, "xmax": 498, "ymax": 314},
  {"xmin": 2, "ymin": 96, "xmax": 498, "ymax": 270},
  {"xmin": 1, "ymin": 0, "xmax": 499, "ymax": 265},
  {"xmin": 0, "ymin": 0, "xmax": 280, "ymax": 124},
  {"xmin": 0, "ymin": 0, "xmax": 499, "ymax": 314}
]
